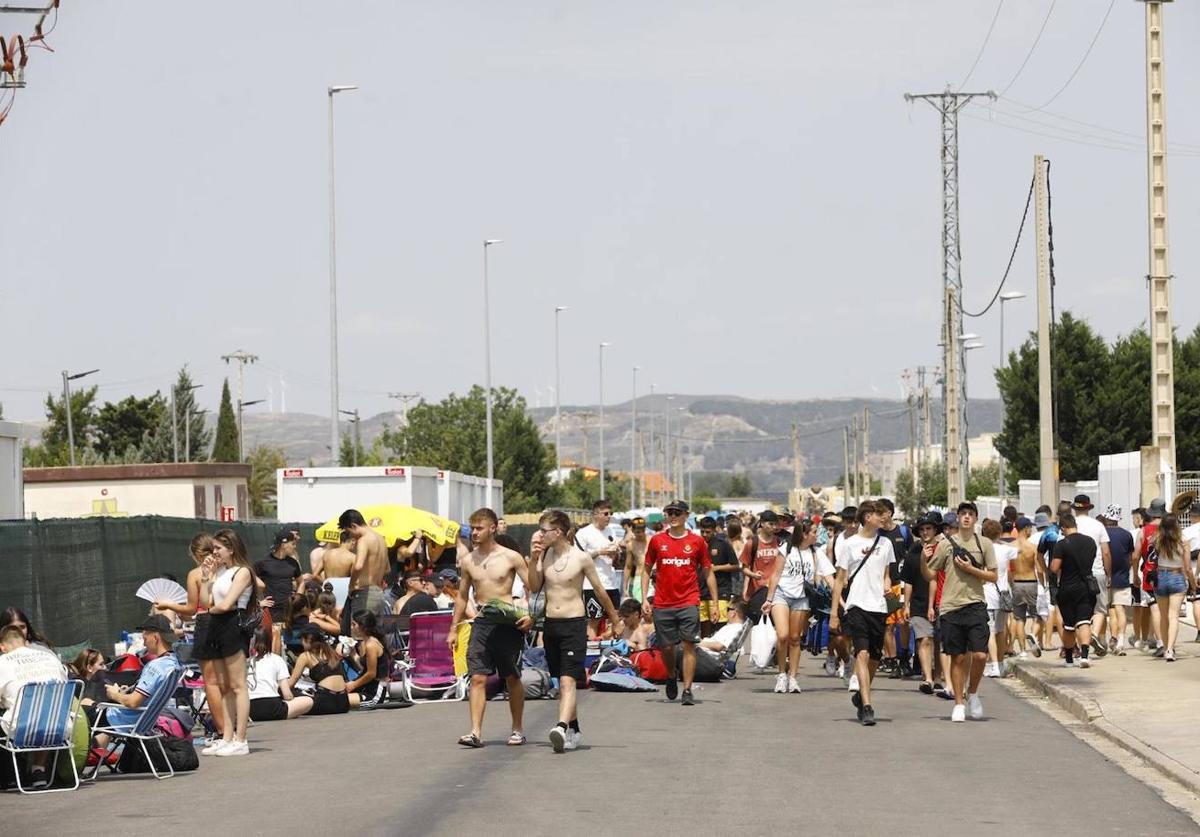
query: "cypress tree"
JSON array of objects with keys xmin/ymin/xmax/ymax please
[{"xmin": 210, "ymin": 378, "xmax": 241, "ymax": 462}]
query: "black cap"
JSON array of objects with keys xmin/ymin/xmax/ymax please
[
  {"xmin": 663, "ymin": 499, "xmax": 689, "ymax": 513},
  {"xmin": 140, "ymin": 614, "xmax": 178, "ymax": 642},
  {"xmin": 758, "ymin": 510, "xmax": 779, "ymax": 523},
  {"xmin": 403, "ymin": 569, "xmax": 424, "ymax": 583},
  {"xmin": 1072, "ymin": 494, "xmax": 1094, "ymax": 510},
  {"xmin": 698, "ymin": 516, "xmax": 717, "ymax": 529},
  {"xmin": 434, "ymin": 569, "xmax": 460, "ymax": 586},
  {"xmin": 273, "ymin": 529, "xmax": 298, "ymax": 546}
]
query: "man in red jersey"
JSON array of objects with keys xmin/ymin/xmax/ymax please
[{"xmin": 641, "ymin": 499, "xmax": 718, "ymax": 706}]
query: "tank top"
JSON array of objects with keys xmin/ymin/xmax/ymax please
[
  {"xmin": 776, "ymin": 546, "xmax": 816, "ymax": 598},
  {"xmin": 212, "ymin": 566, "xmax": 252, "ymax": 610}
]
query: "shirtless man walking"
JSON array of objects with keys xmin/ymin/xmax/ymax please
[
  {"xmin": 1011, "ymin": 517, "xmax": 1043, "ymax": 657},
  {"xmin": 623, "ymin": 517, "xmax": 650, "ymax": 600},
  {"xmin": 448, "ymin": 508, "xmax": 531, "ymax": 748},
  {"xmin": 338, "ymin": 509, "xmax": 389, "ymax": 635},
  {"xmin": 527, "ymin": 510, "xmax": 621, "ymax": 753}
]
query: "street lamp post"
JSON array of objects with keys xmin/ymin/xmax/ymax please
[
  {"xmin": 339, "ymin": 408, "xmax": 361, "ymax": 467},
  {"xmin": 237, "ymin": 398, "xmax": 265, "ymax": 462},
  {"xmin": 631, "ymin": 365, "xmax": 640, "ymax": 510},
  {"xmin": 554, "ymin": 306, "xmax": 569, "ymax": 484},
  {"xmin": 997, "ymin": 291, "xmax": 1026, "ymax": 504},
  {"xmin": 328, "ymin": 83, "xmax": 358, "ymax": 466},
  {"xmin": 483, "ymin": 239, "xmax": 503, "ymax": 508},
  {"xmin": 598, "ymin": 342, "xmax": 611, "ymax": 501},
  {"xmin": 172, "ymin": 383, "xmax": 203, "ymax": 463},
  {"xmin": 61, "ymin": 368, "xmax": 99, "ymax": 466},
  {"xmin": 664, "ymin": 395, "xmax": 674, "ymax": 498},
  {"xmin": 647, "ymin": 383, "xmax": 655, "ymax": 507}
]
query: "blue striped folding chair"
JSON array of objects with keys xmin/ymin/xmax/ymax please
[
  {"xmin": 88, "ymin": 669, "xmax": 184, "ymax": 780},
  {"xmin": 0, "ymin": 679, "xmax": 84, "ymax": 794}
]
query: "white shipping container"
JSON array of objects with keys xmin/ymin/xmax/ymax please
[{"xmin": 276, "ymin": 465, "xmax": 503, "ymax": 524}]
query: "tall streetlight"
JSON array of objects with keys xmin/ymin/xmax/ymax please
[
  {"xmin": 630, "ymin": 365, "xmax": 640, "ymax": 510},
  {"xmin": 339, "ymin": 408, "xmax": 361, "ymax": 467},
  {"xmin": 647, "ymin": 383, "xmax": 656, "ymax": 506},
  {"xmin": 997, "ymin": 291, "xmax": 1026, "ymax": 503},
  {"xmin": 664, "ymin": 395, "xmax": 674, "ymax": 498},
  {"xmin": 482, "ymin": 238, "xmax": 503, "ymax": 507},
  {"xmin": 554, "ymin": 305, "xmax": 569, "ymax": 484},
  {"xmin": 328, "ymin": 83, "xmax": 358, "ymax": 466},
  {"xmin": 598, "ymin": 342, "xmax": 611, "ymax": 501},
  {"xmin": 61, "ymin": 368, "xmax": 99, "ymax": 466},
  {"xmin": 237, "ymin": 398, "xmax": 265, "ymax": 462}
]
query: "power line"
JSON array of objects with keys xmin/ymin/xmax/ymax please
[
  {"xmin": 1032, "ymin": 0, "xmax": 1116, "ymax": 111},
  {"xmin": 997, "ymin": 0, "xmax": 1056, "ymax": 97},
  {"xmin": 958, "ymin": 0, "xmax": 1005, "ymax": 91},
  {"xmin": 962, "ymin": 174, "xmax": 1035, "ymax": 319},
  {"xmin": 996, "ymin": 94, "xmax": 1200, "ymax": 152},
  {"xmin": 964, "ymin": 110, "xmax": 1200, "ymax": 157}
]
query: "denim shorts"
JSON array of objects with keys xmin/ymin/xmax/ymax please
[
  {"xmin": 1156, "ymin": 569, "xmax": 1188, "ymax": 597},
  {"xmin": 771, "ymin": 590, "xmax": 810, "ymax": 612}
]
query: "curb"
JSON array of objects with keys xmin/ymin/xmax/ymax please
[{"xmin": 1011, "ymin": 662, "xmax": 1200, "ymax": 798}]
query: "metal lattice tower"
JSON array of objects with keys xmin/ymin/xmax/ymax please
[{"xmin": 904, "ymin": 86, "xmax": 995, "ymax": 506}]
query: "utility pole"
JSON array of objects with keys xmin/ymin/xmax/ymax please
[
  {"xmin": 850, "ymin": 416, "xmax": 859, "ymax": 505},
  {"xmin": 387, "ymin": 392, "xmax": 421, "ymax": 426},
  {"xmin": 1034, "ymin": 155, "xmax": 1058, "ymax": 508},
  {"xmin": 631, "ymin": 366, "xmax": 640, "ymax": 510},
  {"xmin": 222, "ymin": 350, "xmax": 259, "ymax": 463},
  {"xmin": 339, "ymin": 408, "xmax": 360, "ymax": 467},
  {"xmin": 1141, "ymin": 0, "xmax": 1177, "ymax": 498},
  {"xmin": 905, "ymin": 86, "xmax": 996, "ymax": 507},
  {"xmin": 861, "ymin": 407, "xmax": 870, "ymax": 499},
  {"xmin": 907, "ymin": 393, "xmax": 917, "ymax": 496},
  {"xmin": 843, "ymin": 426, "xmax": 851, "ymax": 508},
  {"xmin": 791, "ymin": 421, "xmax": 802, "ymax": 499}
]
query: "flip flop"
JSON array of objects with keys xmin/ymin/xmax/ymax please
[
  {"xmin": 919, "ymin": 681, "xmax": 934, "ymax": 695},
  {"xmin": 457, "ymin": 733, "xmax": 484, "ymax": 748},
  {"xmin": 507, "ymin": 731, "xmax": 527, "ymax": 746}
]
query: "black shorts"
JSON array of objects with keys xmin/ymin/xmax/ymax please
[
  {"xmin": 653, "ymin": 605, "xmax": 701, "ymax": 647},
  {"xmin": 466, "ymin": 618, "xmax": 524, "ymax": 679},
  {"xmin": 843, "ymin": 607, "xmax": 886, "ymax": 661},
  {"xmin": 1057, "ymin": 588, "xmax": 1096, "ymax": 630},
  {"xmin": 193, "ymin": 611, "xmax": 246, "ymax": 660},
  {"xmin": 584, "ymin": 588, "xmax": 622, "ymax": 619},
  {"xmin": 310, "ymin": 687, "xmax": 350, "ymax": 715},
  {"xmin": 939, "ymin": 602, "xmax": 990, "ymax": 656},
  {"xmin": 543, "ymin": 617, "xmax": 587, "ymax": 681},
  {"xmin": 249, "ymin": 696, "xmax": 289, "ymax": 722}
]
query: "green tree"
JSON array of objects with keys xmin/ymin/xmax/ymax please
[
  {"xmin": 23, "ymin": 385, "xmax": 99, "ymax": 466},
  {"xmin": 894, "ymin": 461, "xmax": 948, "ymax": 516},
  {"xmin": 557, "ymin": 469, "xmax": 630, "ymax": 510},
  {"xmin": 689, "ymin": 494, "xmax": 721, "ymax": 513},
  {"xmin": 158, "ymin": 366, "xmax": 212, "ymax": 463},
  {"xmin": 727, "ymin": 472, "xmax": 753, "ymax": 496},
  {"xmin": 210, "ymin": 379, "xmax": 241, "ymax": 462},
  {"xmin": 380, "ymin": 386, "xmax": 558, "ymax": 513},
  {"xmin": 94, "ymin": 393, "xmax": 167, "ymax": 461},
  {"xmin": 246, "ymin": 445, "xmax": 288, "ymax": 517}
]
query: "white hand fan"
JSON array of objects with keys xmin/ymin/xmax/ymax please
[{"xmin": 136, "ymin": 578, "xmax": 188, "ymax": 605}]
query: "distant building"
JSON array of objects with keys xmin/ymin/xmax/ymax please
[
  {"xmin": 23, "ymin": 463, "xmax": 252, "ymax": 521},
  {"xmin": 869, "ymin": 433, "xmax": 999, "ymax": 496}
]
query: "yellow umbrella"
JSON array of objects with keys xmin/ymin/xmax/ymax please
[{"xmin": 314, "ymin": 504, "xmax": 461, "ymax": 548}]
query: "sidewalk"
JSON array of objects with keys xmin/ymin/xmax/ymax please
[{"xmin": 1011, "ymin": 617, "xmax": 1200, "ymax": 796}]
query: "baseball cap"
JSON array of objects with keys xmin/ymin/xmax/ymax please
[
  {"xmin": 630, "ymin": 516, "xmax": 646, "ymax": 528},
  {"xmin": 1072, "ymin": 494, "xmax": 1094, "ymax": 510},
  {"xmin": 1099, "ymin": 503, "xmax": 1122, "ymax": 523},
  {"xmin": 140, "ymin": 614, "xmax": 178, "ymax": 642},
  {"xmin": 435, "ymin": 569, "xmax": 460, "ymax": 586},
  {"xmin": 758, "ymin": 510, "xmax": 779, "ymax": 523},
  {"xmin": 1032, "ymin": 512, "xmax": 1051, "ymax": 529},
  {"xmin": 1016, "ymin": 516, "xmax": 1034, "ymax": 530},
  {"xmin": 273, "ymin": 529, "xmax": 298, "ymax": 546},
  {"xmin": 941, "ymin": 511, "xmax": 959, "ymax": 529},
  {"xmin": 663, "ymin": 499, "xmax": 689, "ymax": 513}
]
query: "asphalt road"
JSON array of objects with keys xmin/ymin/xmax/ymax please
[{"xmin": 6, "ymin": 664, "xmax": 1198, "ymax": 836}]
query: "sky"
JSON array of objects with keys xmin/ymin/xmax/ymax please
[{"xmin": 2, "ymin": 1, "xmax": 1198, "ymax": 424}]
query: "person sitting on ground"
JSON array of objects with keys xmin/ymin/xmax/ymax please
[
  {"xmin": 308, "ymin": 592, "xmax": 342, "ymax": 635},
  {"xmin": 287, "ymin": 624, "xmax": 351, "ymax": 716},
  {"xmin": 68, "ymin": 647, "xmax": 108, "ymax": 716},
  {"xmin": 699, "ymin": 599, "xmax": 749, "ymax": 656},
  {"xmin": 94, "ymin": 615, "xmax": 183, "ymax": 746},
  {"xmin": 248, "ymin": 627, "xmax": 312, "ymax": 722},
  {"xmin": 616, "ymin": 599, "xmax": 653, "ymax": 651},
  {"xmin": 343, "ymin": 611, "xmax": 388, "ymax": 708},
  {"xmin": 0, "ymin": 624, "xmax": 68, "ymax": 790},
  {"xmin": 392, "ymin": 570, "xmax": 440, "ymax": 616}
]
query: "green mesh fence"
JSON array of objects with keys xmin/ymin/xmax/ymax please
[{"xmin": 0, "ymin": 516, "xmax": 322, "ymax": 653}]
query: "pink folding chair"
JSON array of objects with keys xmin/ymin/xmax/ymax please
[{"xmin": 395, "ymin": 611, "xmax": 466, "ymax": 703}]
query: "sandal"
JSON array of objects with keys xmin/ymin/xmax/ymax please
[
  {"xmin": 457, "ymin": 733, "xmax": 484, "ymax": 748},
  {"xmin": 507, "ymin": 731, "xmax": 526, "ymax": 746},
  {"xmin": 918, "ymin": 681, "xmax": 934, "ymax": 695}
]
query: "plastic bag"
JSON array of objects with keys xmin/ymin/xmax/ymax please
[{"xmin": 749, "ymin": 614, "xmax": 776, "ymax": 670}]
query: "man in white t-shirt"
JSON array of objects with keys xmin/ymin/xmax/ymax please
[
  {"xmin": 829, "ymin": 500, "xmax": 893, "ymax": 727},
  {"xmin": 983, "ymin": 519, "xmax": 1017, "ymax": 678},
  {"xmin": 573, "ymin": 499, "xmax": 624, "ymax": 632},
  {"xmin": 0, "ymin": 625, "xmax": 68, "ymax": 789},
  {"xmin": 1071, "ymin": 495, "xmax": 1112, "ymax": 657}
]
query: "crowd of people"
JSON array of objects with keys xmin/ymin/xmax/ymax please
[{"xmin": 1, "ymin": 488, "xmax": 1197, "ymax": 782}]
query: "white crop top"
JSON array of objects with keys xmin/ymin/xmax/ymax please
[{"xmin": 212, "ymin": 566, "xmax": 252, "ymax": 610}]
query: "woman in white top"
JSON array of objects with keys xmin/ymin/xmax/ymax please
[
  {"xmin": 197, "ymin": 529, "xmax": 260, "ymax": 757},
  {"xmin": 247, "ymin": 628, "xmax": 313, "ymax": 721},
  {"xmin": 1154, "ymin": 514, "xmax": 1197, "ymax": 661},
  {"xmin": 765, "ymin": 519, "xmax": 819, "ymax": 694}
]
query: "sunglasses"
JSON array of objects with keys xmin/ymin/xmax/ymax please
[{"xmin": 665, "ymin": 510, "xmax": 685, "ymax": 517}]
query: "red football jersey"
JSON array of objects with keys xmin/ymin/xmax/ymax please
[{"xmin": 645, "ymin": 530, "xmax": 711, "ymax": 609}]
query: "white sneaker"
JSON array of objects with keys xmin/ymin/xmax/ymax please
[
  {"xmin": 215, "ymin": 739, "xmax": 249, "ymax": 757},
  {"xmin": 1165, "ymin": 648, "xmax": 1176, "ymax": 662},
  {"xmin": 951, "ymin": 703, "xmax": 966, "ymax": 723},
  {"xmin": 1079, "ymin": 657, "xmax": 1091, "ymax": 669},
  {"xmin": 967, "ymin": 693, "xmax": 983, "ymax": 720},
  {"xmin": 549, "ymin": 726, "xmax": 566, "ymax": 754},
  {"xmin": 983, "ymin": 661, "xmax": 1000, "ymax": 678},
  {"xmin": 1133, "ymin": 640, "xmax": 1144, "ymax": 651},
  {"xmin": 1018, "ymin": 651, "xmax": 1029, "ymax": 659},
  {"xmin": 565, "ymin": 730, "xmax": 581, "ymax": 751},
  {"xmin": 848, "ymin": 673, "xmax": 860, "ymax": 693},
  {"xmin": 788, "ymin": 676, "xmax": 802, "ymax": 694},
  {"xmin": 836, "ymin": 661, "xmax": 846, "ymax": 679},
  {"xmin": 774, "ymin": 673, "xmax": 788, "ymax": 693},
  {"xmin": 201, "ymin": 737, "xmax": 229, "ymax": 756}
]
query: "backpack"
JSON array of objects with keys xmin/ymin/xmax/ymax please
[
  {"xmin": 677, "ymin": 646, "xmax": 723, "ymax": 683},
  {"xmin": 520, "ymin": 667, "xmax": 554, "ymax": 699},
  {"xmin": 117, "ymin": 735, "xmax": 199, "ymax": 774},
  {"xmin": 631, "ymin": 648, "xmax": 669, "ymax": 683}
]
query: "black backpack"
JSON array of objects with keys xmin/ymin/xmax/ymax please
[{"xmin": 117, "ymin": 736, "xmax": 199, "ymax": 774}]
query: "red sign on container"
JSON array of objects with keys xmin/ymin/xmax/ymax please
[
  {"xmin": 384, "ymin": 467, "xmax": 406, "ymax": 477},
  {"xmin": 283, "ymin": 469, "xmax": 304, "ymax": 478},
  {"xmin": 219, "ymin": 506, "xmax": 235, "ymax": 522}
]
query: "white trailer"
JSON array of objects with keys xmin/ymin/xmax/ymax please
[
  {"xmin": 0, "ymin": 421, "xmax": 23, "ymax": 520},
  {"xmin": 276, "ymin": 465, "xmax": 502, "ymax": 524}
]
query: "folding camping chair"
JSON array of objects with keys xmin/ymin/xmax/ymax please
[
  {"xmin": 394, "ymin": 611, "xmax": 466, "ymax": 703},
  {"xmin": 87, "ymin": 669, "xmax": 184, "ymax": 780},
  {"xmin": 714, "ymin": 618, "xmax": 755, "ymax": 678},
  {"xmin": 0, "ymin": 680, "xmax": 83, "ymax": 794}
]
